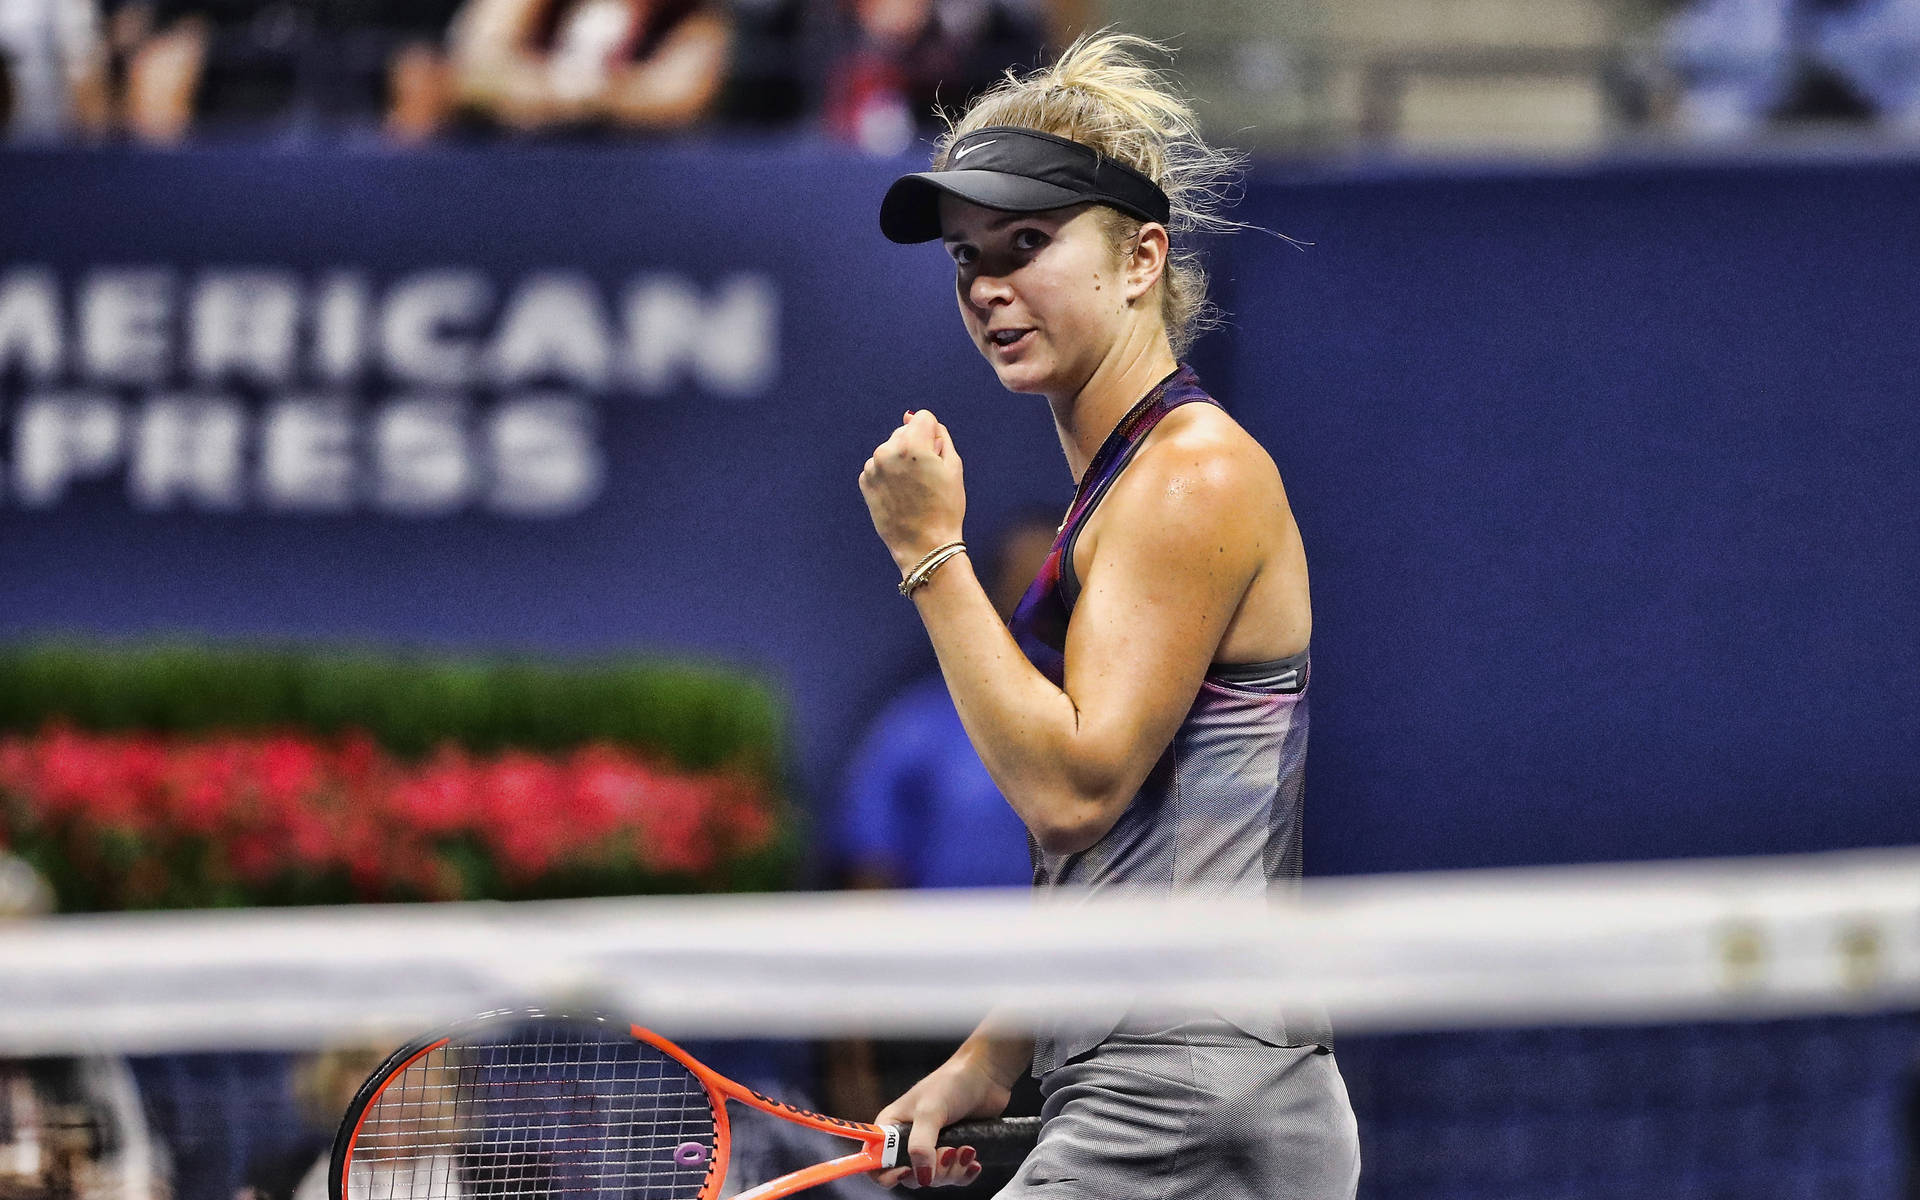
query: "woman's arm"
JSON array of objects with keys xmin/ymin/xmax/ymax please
[
  {"xmin": 598, "ymin": 9, "xmax": 731, "ymax": 129},
  {"xmin": 860, "ymin": 408, "xmax": 1278, "ymax": 855},
  {"xmin": 123, "ymin": 14, "xmax": 206, "ymax": 144},
  {"xmin": 60, "ymin": 0, "xmax": 113, "ymax": 138},
  {"xmin": 448, "ymin": 0, "xmax": 566, "ymax": 128}
]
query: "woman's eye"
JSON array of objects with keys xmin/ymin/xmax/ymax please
[
  {"xmin": 1012, "ymin": 229, "xmax": 1047, "ymax": 252},
  {"xmin": 951, "ymin": 246, "xmax": 977, "ymax": 266}
]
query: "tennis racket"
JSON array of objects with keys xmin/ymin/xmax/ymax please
[{"xmin": 329, "ymin": 1009, "xmax": 1040, "ymax": 1200}]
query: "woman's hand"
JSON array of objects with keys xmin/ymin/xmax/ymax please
[
  {"xmin": 860, "ymin": 410, "xmax": 967, "ymax": 573},
  {"xmin": 870, "ymin": 1048, "xmax": 1012, "ymax": 1189}
]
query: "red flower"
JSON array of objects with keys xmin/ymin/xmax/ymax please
[
  {"xmin": 39, "ymin": 726, "xmax": 139, "ymax": 826},
  {"xmin": 391, "ymin": 748, "xmax": 477, "ymax": 835},
  {"xmin": 257, "ymin": 735, "xmax": 324, "ymax": 816},
  {"xmin": 0, "ymin": 724, "xmax": 783, "ymax": 909},
  {"xmin": 567, "ymin": 744, "xmax": 658, "ymax": 840},
  {"xmin": 0, "ymin": 737, "xmax": 31, "ymax": 795},
  {"xmin": 632, "ymin": 775, "xmax": 717, "ymax": 877},
  {"xmin": 336, "ymin": 731, "xmax": 382, "ymax": 785},
  {"xmin": 166, "ymin": 741, "xmax": 240, "ymax": 836},
  {"xmin": 479, "ymin": 752, "xmax": 570, "ymax": 879}
]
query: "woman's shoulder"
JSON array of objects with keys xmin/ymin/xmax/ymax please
[
  {"xmin": 1122, "ymin": 401, "xmax": 1280, "ymax": 502},
  {"xmin": 1075, "ymin": 403, "xmax": 1285, "ymax": 565}
]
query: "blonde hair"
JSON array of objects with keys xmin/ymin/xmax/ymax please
[{"xmin": 934, "ymin": 32, "xmax": 1247, "ymax": 356}]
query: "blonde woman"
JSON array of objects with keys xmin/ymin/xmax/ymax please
[{"xmin": 857, "ymin": 33, "xmax": 1361, "ymax": 1198}]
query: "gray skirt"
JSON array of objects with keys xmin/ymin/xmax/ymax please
[{"xmin": 995, "ymin": 1021, "xmax": 1360, "ymax": 1200}]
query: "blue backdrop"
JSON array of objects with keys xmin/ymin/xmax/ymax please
[{"xmin": 1, "ymin": 144, "xmax": 1914, "ymax": 875}]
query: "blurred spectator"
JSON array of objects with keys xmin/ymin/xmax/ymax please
[
  {"xmin": 118, "ymin": 0, "xmax": 325, "ymax": 143},
  {"xmin": 823, "ymin": 0, "xmax": 1048, "ymax": 155},
  {"xmin": 0, "ymin": 0, "xmax": 111, "ymax": 143},
  {"xmin": 1660, "ymin": 0, "xmax": 1799, "ymax": 136},
  {"xmin": 130, "ymin": 1052, "xmax": 312, "ymax": 1200},
  {"xmin": 235, "ymin": 1047, "xmax": 397, "ymax": 1200},
  {"xmin": 322, "ymin": 0, "xmax": 469, "ymax": 143},
  {"xmin": 117, "ymin": 0, "xmax": 205, "ymax": 142},
  {"xmin": 1812, "ymin": 0, "xmax": 1920, "ymax": 130},
  {"xmin": 1657, "ymin": 0, "xmax": 1920, "ymax": 135},
  {"xmin": 0, "ymin": 857, "xmax": 163, "ymax": 1200},
  {"xmin": 1, "ymin": 1057, "xmax": 163, "ymax": 1200},
  {"xmin": 447, "ymin": 0, "xmax": 731, "ymax": 135},
  {"xmin": 829, "ymin": 509, "xmax": 1055, "ymax": 894}
]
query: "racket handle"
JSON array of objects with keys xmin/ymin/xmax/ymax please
[{"xmin": 883, "ymin": 1116, "xmax": 1042, "ymax": 1169}]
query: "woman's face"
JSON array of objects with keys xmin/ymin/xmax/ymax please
[{"xmin": 939, "ymin": 197, "xmax": 1133, "ymax": 400}]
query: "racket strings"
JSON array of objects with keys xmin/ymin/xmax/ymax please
[{"xmin": 348, "ymin": 1022, "xmax": 719, "ymax": 1200}]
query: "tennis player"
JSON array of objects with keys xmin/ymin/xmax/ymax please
[{"xmin": 857, "ymin": 32, "xmax": 1361, "ymax": 1200}]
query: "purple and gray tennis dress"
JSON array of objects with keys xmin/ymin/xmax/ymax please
[{"xmin": 999, "ymin": 364, "xmax": 1360, "ymax": 1199}]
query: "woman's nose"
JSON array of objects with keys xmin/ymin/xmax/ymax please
[{"xmin": 968, "ymin": 269, "xmax": 1012, "ymax": 310}]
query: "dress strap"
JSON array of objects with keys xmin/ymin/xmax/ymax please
[{"xmin": 1057, "ymin": 364, "xmax": 1218, "ymax": 607}]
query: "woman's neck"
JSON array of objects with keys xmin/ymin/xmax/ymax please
[{"xmin": 1048, "ymin": 327, "xmax": 1180, "ymax": 484}]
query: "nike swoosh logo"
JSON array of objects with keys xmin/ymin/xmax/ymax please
[{"xmin": 952, "ymin": 140, "xmax": 995, "ymax": 161}]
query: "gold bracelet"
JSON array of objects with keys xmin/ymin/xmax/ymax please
[
  {"xmin": 903, "ymin": 544, "xmax": 967, "ymax": 595},
  {"xmin": 898, "ymin": 541, "xmax": 967, "ymax": 596},
  {"xmin": 900, "ymin": 540, "xmax": 964, "ymax": 584}
]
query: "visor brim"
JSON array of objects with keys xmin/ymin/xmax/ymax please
[{"xmin": 879, "ymin": 171, "xmax": 1087, "ymax": 244}]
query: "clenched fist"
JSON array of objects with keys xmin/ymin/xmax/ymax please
[{"xmin": 859, "ymin": 409, "xmax": 967, "ymax": 572}]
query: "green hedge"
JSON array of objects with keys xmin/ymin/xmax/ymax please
[{"xmin": 0, "ymin": 641, "xmax": 787, "ymax": 773}]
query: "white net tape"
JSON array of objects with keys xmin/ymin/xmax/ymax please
[{"xmin": 0, "ymin": 846, "xmax": 1914, "ymax": 1054}]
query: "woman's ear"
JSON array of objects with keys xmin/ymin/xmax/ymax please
[{"xmin": 1125, "ymin": 222, "xmax": 1170, "ymax": 303}]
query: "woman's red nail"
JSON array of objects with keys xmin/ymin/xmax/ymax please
[
  {"xmin": 917, "ymin": 1165, "xmax": 933, "ymax": 1187},
  {"xmin": 939, "ymin": 1148, "xmax": 956, "ymax": 1168},
  {"xmin": 959, "ymin": 1147, "xmax": 976, "ymax": 1167}
]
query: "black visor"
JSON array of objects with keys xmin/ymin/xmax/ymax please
[{"xmin": 879, "ymin": 126, "xmax": 1172, "ymax": 245}]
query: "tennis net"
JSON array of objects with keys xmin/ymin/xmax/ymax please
[{"xmin": 2, "ymin": 847, "xmax": 1915, "ymax": 1200}]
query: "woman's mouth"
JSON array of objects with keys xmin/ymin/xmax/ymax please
[{"xmin": 987, "ymin": 328, "xmax": 1034, "ymax": 354}]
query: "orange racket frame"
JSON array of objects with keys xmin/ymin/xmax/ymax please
[
  {"xmin": 330, "ymin": 1012, "xmax": 1036, "ymax": 1200},
  {"xmin": 634, "ymin": 1022, "xmax": 904, "ymax": 1200}
]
